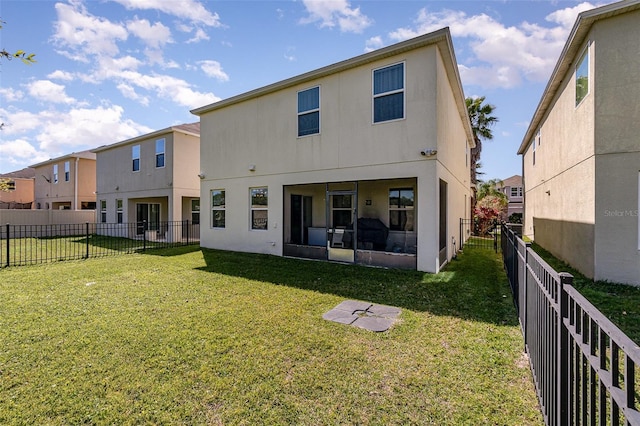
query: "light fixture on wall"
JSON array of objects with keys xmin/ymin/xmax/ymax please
[
  {"xmin": 420, "ymin": 148, "xmax": 437, "ymax": 157},
  {"xmin": 197, "ymin": 173, "xmax": 205, "ymax": 179},
  {"xmin": 249, "ymin": 164, "xmax": 256, "ymax": 171},
  {"xmin": 546, "ymin": 190, "xmax": 551, "ymax": 196}
]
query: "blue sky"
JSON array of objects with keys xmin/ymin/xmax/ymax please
[{"xmin": 0, "ymin": 0, "xmax": 613, "ymax": 177}]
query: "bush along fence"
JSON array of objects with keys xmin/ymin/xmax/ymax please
[
  {"xmin": 0, "ymin": 220, "xmax": 200, "ymax": 268},
  {"xmin": 502, "ymin": 224, "xmax": 640, "ymax": 425}
]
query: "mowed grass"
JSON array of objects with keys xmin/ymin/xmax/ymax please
[
  {"xmin": 531, "ymin": 242, "xmax": 640, "ymax": 345},
  {"xmin": 0, "ymin": 246, "xmax": 542, "ymax": 425}
]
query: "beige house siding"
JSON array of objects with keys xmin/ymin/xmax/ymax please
[
  {"xmin": 519, "ymin": 2, "xmax": 640, "ymax": 286},
  {"xmin": 32, "ymin": 152, "xmax": 96, "ymax": 210},
  {"xmin": 194, "ymin": 29, "xmax": 473, "ymax": 273},
  {"xmin": 0, "ymin": 178, "xmax": 35, "ymax": 208},
  {"xmin": 93, "ymin": 124, "xmax": 200, "ymax": 224}
]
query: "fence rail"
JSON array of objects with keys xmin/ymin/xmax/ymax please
[
  {"xmin": 502, "ymin": 223, "xmax": 640, "ymax": 425},
  {"xmin": 1, "ymin": 221, "xmax": 200, "ymax": 268}
]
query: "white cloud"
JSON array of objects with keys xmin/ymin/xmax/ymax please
[
  {"xmin": 364, "ymin": 36, "xmax": 383, "ymax": 52},
  {"xmin": 117, "ymin": 83, "xmax": 150, "ymax": 105},
  {"xmin": 300, "ymin": 0, "xmax": 372, "ymax": 33},
  {"xmin": 28, "ymin": 80, "xmax": 76, "ymax": 105},
  {"xmin": 126, "ymin": 18, "xmax": 172, "ymax": 49},
  {"xmin": 48, "ymin": 70, "xmax": 75, "ymax": 81},
  {"xmin": 53, "ymin": 1, "xmax": 128, "ymax": 60},
  {"xmin": 198, "ymin": 60, "xmax": 229, "ymax": 82},
  {"xmin": 0, "ymin": 139, "xmax": 50, "ymax": 168},
  {"xmin": 110, "ymin": 0, "xmax": 223, "ymax": 27},
  {"xmin": 0, "ymin": 88, "xmax": 24, "ymax": 102},
  {"xmin": 386, "ymin": 3, "xmax": 602, "ymax": 89},
  {"xmin": 186, "ymin": 28, "xmax": 210, "ymax": 44}
]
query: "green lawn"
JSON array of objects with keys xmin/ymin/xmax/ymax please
[
  {"xmin": 531, "ymin": 243, "xmax": 640, "ymax": 345},
  {"xmin": 0, "ymin": 246, "xmax": 542, "ymax": 425}
]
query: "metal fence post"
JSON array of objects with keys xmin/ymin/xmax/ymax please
[
  {"xmin": 85, "ymin": 222, "xmax": 90, "ymax": 259},
  {"xmin": 143, "ymin": 220, "xmax": 147, "ymax": 251},
  {"xmin": 185, "ymin": 219, "xmax": 189, "ymax": 245},
  {"xmin": 4, "ymin": 223, "xmax": 9, "ymax": 268},
  {"xmin": 558, "ymin": 272, "xmax": 572, "ymax": 426}
]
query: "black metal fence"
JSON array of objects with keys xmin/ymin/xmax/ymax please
[
  {"xmin": 460, "ymin": 218, "xmax": 501, "ymax": 252},
  {"xmin": 502, "ymin": 224, "xmax": 640, "ymax": 425},
  {"xmin": 0, "ymin": 221, "xmax": 200, "ymax": 268}
]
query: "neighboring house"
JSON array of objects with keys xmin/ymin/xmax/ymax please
[
  {"xmin": 92, "ymin": 122, "xmax": 200, "ymax": 240},
  {"xmin": 517, "ymin": 0, "xmax": 640, "ymax": 286},
  {"xmin": 0, "ymin": 167, "xmax": 35, "ymax": 209},
  {"xmin": 192, "ymin": 28, "xmax": 474, "ymax": 273},
  {"xmin": 497, "ymin": 175, "xmax": 523, "ymax": 220},
  {"xmin": 31, "ymin": 151, "xmax": 96, "ymax": 210}
]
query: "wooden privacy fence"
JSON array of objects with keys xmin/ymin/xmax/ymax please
[
  {"xmin": 0, "ymin": 221, "xmax": 200, "ymax": 268},
  {"xmin": 502, "ymin": 224, "xmax": 640, "ymax": 425}
]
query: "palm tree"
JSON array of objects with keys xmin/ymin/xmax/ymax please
[{"xmin": 466, "ymin": 96, "xmax": 498, "ymax": 187}]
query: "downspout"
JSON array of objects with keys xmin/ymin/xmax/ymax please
[{"xmin": 74, "ymin": 156, "xmax": 79, "ymax": 210}]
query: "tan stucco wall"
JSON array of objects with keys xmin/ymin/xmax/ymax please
[
  {"xmin": 0, "ymin": 178, "xmax": 34, "ymax": 205},
  {"xmin": 591, "ymin": 9, "xmax": 640, "ymax": 285},
  {"xmin": 523, "ymin": 10, "xmax": 640, "ymax": 285},
  {"xmin": 199, "ymin": 43, "xmax": 471, "ymax": 273},
  {"xmin": 33, "ymin": 158, "xmax": 96, "ymax": 210},
  {"xmin": 96, "ymin": 131, "xmax": 200, "ymax": 223}
]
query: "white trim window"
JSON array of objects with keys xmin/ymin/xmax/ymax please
[
  {"xmin": 100, "ymin": 200, "xmax": 107, "ymax": 223},
  {"xmin": 116, "ymin": 199, "xmax": 123, "ymax": 224},
  {"xmin": 510, "ymin": 187, "xmax": 523, "ymax": 197},
  {"xmin": 132, "ymin": 145, "xmax": 140, "ymax": 172},
  {"xmin": 53, "ymin": 164, "xmax": 59, "ymax": 184},
  {"xmin": 64, "ymin": 161, "xmax": 70, "ymax": 182},
  {"xmin": 297, "ymin": 86, "xmax": 320, "ymax": 137},
  {"xmin": 155, "ymin": 138, "xmax": 165, "ymax": 168},
  {"xmin": 250, "ymin": 187, "xmax": 268, "ymax": 230},
  {"xmin": 575, "ymin": 45, "xmax": 589, "ymax": 106},
  {"xmin": 191, "ymin": 199, "xmax": 200, "ymax": 225},
  {"xmin": 373, "ymin": 62, "xmax": 405, "ymax": 123},
  {"xmin": 211, "ymin": 190, "xmax": 225, "ymax": 228}
]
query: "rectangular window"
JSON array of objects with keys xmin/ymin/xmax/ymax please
[
  {"xmin": 53, "ymin": 164, "xmax": 59, "ymax": 184},
  {"xmin": 191, "ymin": 199, "xmax": 200, "ymax": 225},
  {"xmin": 4, "ymin": 180, "xmax": 16, "ymax": 191},
  {"xmin": 64, "ymin": 161, "xmax": 70, "ymax": 182},
  {"xmin": 211, "ymin": 190, "xmax": 225, "ymax": 228},
  {"xmin": 297, "ymin": 86, "xmax": 320, "ymax": 137},
  {"xmin": 373, "ymin": 62, "xmax": 404, "ymax": 123},
  {"xmin": 250, "ymin": 187, "xmax": 268, "ymax": 230},
  {"xmin": 132, "ymin": 145, "xmax": 140, "ymax": 172},
  {"xmin": 576, "ymin": 46, "xmax": 589, "ymax": 106},
  {"xmin": 100, "ymin": 200, "xmax": 107, "ymax": 223},
  {"xmin": 389, "ymin": 188, "xmax": 414, "ymax": 231},
  {"xmin": 116, "ymin": 199, "xmax": 123, "ymax": 224},
  {"xmin": 510, "ymin": 187, "xmax": 523, "ymax": 197},
  {"xmin": 155, "ymin": 138, "xmax": 165, "ymax": 168}
]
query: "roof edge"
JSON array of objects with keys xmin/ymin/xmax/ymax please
[{"xmin": 92, "ymin": 123, "xmax": 200, "ymax": 153}]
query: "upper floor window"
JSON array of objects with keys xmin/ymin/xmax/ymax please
[
  {"xmin": 156, "ymin": 138, "xmax": 165, "ymax": 168},
  {"xmin": 298, "ymin": 86, "xmax": 320, "ymax": 137},
  {"xmin": 132, "ymin": 145, "xmax": 140, "ymax": 172},
  {"xmin": 116, "ymin": 199, "xmax": 123, "ymax": 224},
  {"xmin": 575, "ymin": 47, "xmax": 589, "ymax": 106},
  {"xmin": 510, "ymin": 187, "xmax": 523, "ymax": 197},
  {"xmin": 373, "ymin": 62, "xmax": 405, "ymax": 123},
  {"xmin": 389, "ymin": 188, "xmax": 414, "ymax": 231},
  {"xmin": 53, "ymin": 164, "xmax": 59, "ymax": 184},
  {"xmin": 64, "ymin": 161, "xmax": 70, "ymax": 182},
  {"xmin": 211, "ymin": 190, "xmax": 225, "ymax": 228},
  {"xmin": 4, "ymin": 180, "xmax": 16, "ymax": 191},
  {"xmin": 250, "ymin": 187, "xmax": 268, "ymax": 230}
]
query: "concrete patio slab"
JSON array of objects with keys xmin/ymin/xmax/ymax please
[{"xmin": 323, "ymin": 300, "xmax": 401, "ymax": 332}]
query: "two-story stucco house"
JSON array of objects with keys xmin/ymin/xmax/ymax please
[
  {"xmin": 0, "ymin": 167, "xmax": 35, "ymax": 209},
  {"xmin": 31, "ymin": 151, "xmax": 96, "ymax": 210},
  {"xmin": 518, "ymin": 0, "xmax": 640, "ymax": 286},
  {"xmin": 497, "ymin": 175, "xmax": 523, "ymax": 220},
  {"xmin": 192, "ymin": 28, "xmax": 474, "ymax": 273},
  {"xmin": 92, "ymin": 122, "xmax": 200, "ymax": 240}
]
